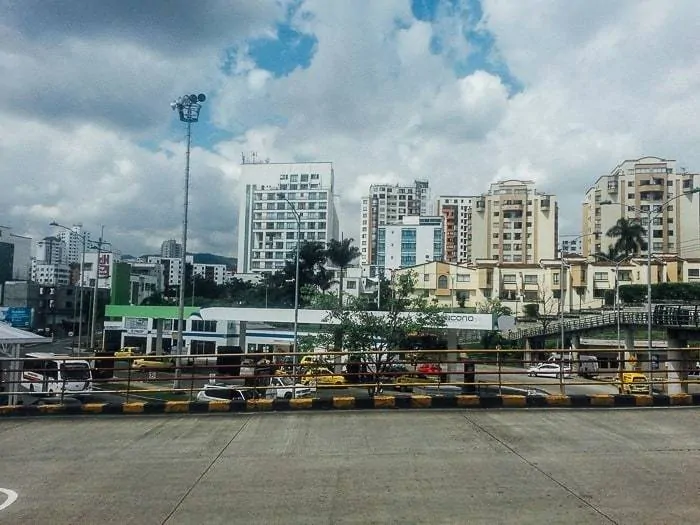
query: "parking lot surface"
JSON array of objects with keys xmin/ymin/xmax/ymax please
[{"xmin": 1, "ymin": 409, "xmax": 699, "ymax": 524}]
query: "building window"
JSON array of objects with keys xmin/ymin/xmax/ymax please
[
  {"xmin": 523, "ymin": 275, "xmax": 538, "ymax": 284},
  {"xmin": 346, "ymin": 280, "xmax": 356, "ymax": 290},
  {"xmin": 594, "ymin": 272, "xmax": 608, "ymax": 281},
  {"xmin": 552, "ymin": 272, "xmax": 559, "ymax": 285},
  {"xmin": 456, "ymin": 274, "xmax": 470, "ymax": 282},
  {"xmin": 688, "ymin": 269, "xmax": 700, "ymax": 278},
  {"xmin": 191, "ymin": 320, "xmax": 217, "ymax": 332},
  {"xmin": 502, "ymin": 274, "xmax": 516, "ymax": 284},
  {"xmin": 437, "ymin": 275, "xmax": 449, "ymax": 289}
]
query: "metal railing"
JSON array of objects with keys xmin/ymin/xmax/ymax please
[{"xmin": 1, "ymin": 348, "xmax": 699, "ymax": 407}]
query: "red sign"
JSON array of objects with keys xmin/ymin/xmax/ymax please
[{"xmin": 98, "ymin": 253, "xmax": 111, "ymax": 278}]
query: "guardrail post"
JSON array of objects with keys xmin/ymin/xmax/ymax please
[{"xmin": 126, "ymin": 358, "xmax": 132, "ymax": 403}]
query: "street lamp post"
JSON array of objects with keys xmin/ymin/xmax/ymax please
[
  {"xmin": 279, "ymin": 194, "xmax": 302, "ymax": 389},
  {"xmin": 50, "ymin": 222, "xmax": 88, "ymax": 353},
  {"xmin": 604, "ymin": 189, "xmax": 700, "ymax": 394},
  {"xmin": 90, "ymin": 226, "xmax": 109, "ymax": 351},
  {"xmin": 171, "ymin": 93, "xmax": 206, "ymax": 390}
]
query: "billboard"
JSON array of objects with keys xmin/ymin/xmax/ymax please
[
  {"xmin": 0, "ymin": 307, "xmax": 32, "ymax": 328},
  {"xmin": 98, "ymin": 253, "xmax": 111, "ymax": 279}
]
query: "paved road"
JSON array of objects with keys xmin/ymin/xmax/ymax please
[
  {"xmin": 1, "ymin": 409, "xmax": 699, "ymax": 524},
  {"xmin": 476, "ymin": 365, "xmax": 620, "ymax": 395}
]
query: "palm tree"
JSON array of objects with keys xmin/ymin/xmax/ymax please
[
  {"xmin": 326, "ymin": 238, "xmax": 360, "ymax": 307},
  {"xmin": 606, "ymin": 218, "xmax": 646, "ymax": 257}
]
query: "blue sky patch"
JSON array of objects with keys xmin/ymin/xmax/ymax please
[{"xmin": 248, "ymin": 24, "xmax": 317, "ymax": 78}]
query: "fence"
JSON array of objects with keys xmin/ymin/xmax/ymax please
[{"xmin": 2, "ymin": 348, "xmax": 700, "ymax": 407}]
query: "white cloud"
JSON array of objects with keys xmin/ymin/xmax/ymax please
[{"xmin": 3, "ymin": 0, "xmax": 700, "ymax": 258}]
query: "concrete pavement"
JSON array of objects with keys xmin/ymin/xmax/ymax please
[{"xmin": 1, "ymin": 409, "xmax": 699, "ymax": 524}]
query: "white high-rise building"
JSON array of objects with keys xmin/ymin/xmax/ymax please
[
  {"xmin": 360, "ymin": 180, "xmax": 431, "ymax": 266},
  {"xmin": 470, "ymin": 180, "xmax": 558, "ymax": 263},
  {"xmin": 35, "ymin": 236, "xmax": 66, "ymax": 264},
  {"xmin": 436, "ymin": 195, "xmax": 474, "ymax": 263},
  {"xmin": 582, "ymin": 156, "xmax": 699, "ymax": 258},
  {"xmin": 237, "ymin": 159, "xmax": 339, "ymax": 274},
  {"xmin": 55, "ymin": 224, "xmax": 89, "ymax": 264},
  {"xmin": 376, "ymin": 216, "xmax": 444, "ymax": 271},
  {"xmin": 160, "ymin": 239, "xmax": 183, "ymax": 259}
]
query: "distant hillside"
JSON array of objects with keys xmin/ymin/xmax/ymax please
[{"xmin": 192, "ymin": 253, "xmax": 237, "ymax": 268}]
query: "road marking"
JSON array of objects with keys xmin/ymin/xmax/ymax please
[{"xmin": 0, "ymin": 488, "xmax": 18, "ymax": 511}]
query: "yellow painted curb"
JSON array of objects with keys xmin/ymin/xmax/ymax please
[
  {"xmin": 545, "ymin": 395, "xmax": 572, "ymax": 407},
  {"xmin": 373, "ymin": 396, "xmax": 395, "ymax": 409},
  {"xmin": 590, "ymin": 395, "xmax": 615, "ymax": 407},
  {"xmin": 410, "ymin": 395, "xmax": 432, "ymax": 408},
  {"xmin": 670, "ymin": 394, "xmax": 692, "ymax": 405},
  {"xmin": 633, "ymin": 395, "xmax": 653, "ymax": 407},
  {"xmin": 289, "ymin": 398, "xmax": 313, "ymax": 409},
  {"xmin": 0, "ymin": 406, "xmax": 18, "ymax": 415},
  {"xmin": 502, "ymin": 395, "xmax": 527, "ymax": 408},
  {"xmin": 81, "ymin": 403, "xmax": 106, "ymax": 413},
  {"xmin": 164, "ymin": 401, "xmax": 190, "ymax": 413},
  {"xmin": 247, "ymin": 399, "xmax": 274, "ymax": 411},
  {"xmin": 456, "ymin": 395, "xmax": 481, "ymax": 407},
  {"xmin": 122, "ymin": 402, "xmax": 145, "ymax": 414},
  {"xmin": 333, "ymin": 396, "xmax": 355, "ymax": 409},
  {"xmin": 208, "ymin": 401, "xmax": 231, "ymax": 412}
]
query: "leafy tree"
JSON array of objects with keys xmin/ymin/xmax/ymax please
[
  {"xmin": 607, "ymin": 218, "xmax": 646, "ymax": 257},
  {"xmin": 325, "ymin": 238, "xmax": 360, "ymax": 306},
  {"xmin": 304, "ymin": 272, "xmax": 446, "ymax": 395},
  {"xmin": 476, "ymin": 298, "xmax": 511, "ymax": 349}
]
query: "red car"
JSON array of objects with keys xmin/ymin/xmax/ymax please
[{"xmin": 416, "ymin": 363, "xmax": 442, "ymax": 376}]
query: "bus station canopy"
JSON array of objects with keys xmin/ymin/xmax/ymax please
[{"xmin": 0, "ymin": 323, "xmax": 48, "ymax": 345}]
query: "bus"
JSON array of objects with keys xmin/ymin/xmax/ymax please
[{"xmin": 21, "ymin": 353, "xmax": 93, "ymax": 396}]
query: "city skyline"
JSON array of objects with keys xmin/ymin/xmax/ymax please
[{"xmin": 2, "ymin": 2, "xmax": 700, "ymax": 257}]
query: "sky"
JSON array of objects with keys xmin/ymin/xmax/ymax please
[{"xmin": 2, "ymin": 0, "xmax": 700, "ymax": 259}]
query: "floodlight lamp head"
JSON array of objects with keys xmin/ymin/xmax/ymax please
[{"xmin": 197, "ymin": 93, "xmax": 206, "ymax": 102}]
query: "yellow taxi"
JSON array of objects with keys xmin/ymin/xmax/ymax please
[
  {"xmin": 301, "ymin": 367, "xmax": 346, "ymax": 386},
  {"xmin": 115, "ymin": 347, "xmax": 141, "ymax": 358},
  {"xmin": 132, "ymin": 356, "xmax": 175, "ymax": 371}
]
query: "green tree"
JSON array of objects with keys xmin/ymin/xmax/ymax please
[
  {"xmin": 305, "ymin": 272, "xmax": 446, "ymax": 394},
  {"xmin": 607, "ymin": 218, "xmax": 646, "ymax": 257},
  {"xmin": 325, "ymin": 238, "xmax": 360, "ymax": 306},
  {"xmin": 476, "ymin": 298, "xmax": 511, "ymax": 349}
]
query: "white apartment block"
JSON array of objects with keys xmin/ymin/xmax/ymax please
[
  {"xmin": 82, "ymin": 251, "xmax": 118, "ymax": 289},
  {"xmin": 35, "ymin": 236, "xmax": 66, "ymax": 264},
  {"xmin": 436, "ymin": 195, "xmax": 474, "ymax": 263},
  {"xmin": 55, "ymin": 224, "xmax": 90, "ymax": 264},
  {"xmin": 30, "ymin": 260, "xmax": 70, "ymax": 286},
  {"xmin": 360, "ymin": 180, "xmax": 431, "ymax": 266},
  {"xmin": 147, "ymin": 256, "xmax": 191, "ymax": 288},
  {"xmin": 561, "ymin": 237, "xmax": 583, "ymax": 255},
  {"xmin": 193, "ymin": 263, "xmax": 227, "ymax": 285},
  {"xmin": 160, "ymin": 239, "xmax": 183, "ymax": 259},
  {"xmin": 582, "ymin": 156, "xmax": 699, "ymax": 258},
  {"xmin": 237, "ymin": 160, "xmax": 339, "ymax": 274},
  {"xmin": 0, "ymin": 225, "xmax": 31, "ymax": 281},
  {"xmin": 376, "ymin": 216, "xmax": 444, "ymax": 271},
  {"xmin": 471, "ymin": 180, "xmax": 558, "ymax": 264}
]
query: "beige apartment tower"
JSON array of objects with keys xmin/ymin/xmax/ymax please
[
  {"xmin": 470, "ymin": 180, "xmax": 558, "ymax": 263},
  {"xmin": 581, "ymin": 156, "xmax": 699, "ymax": 258}
]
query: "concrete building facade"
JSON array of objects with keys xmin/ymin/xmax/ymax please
[
  {"xmin": 360, "ymin": 180, "xmax": 431, "ymax": 266},
  {"xmin": 581, "ymin": 156, "xmax": 699, "ymax": 258},
  {"xmin": 0, "ymin": 226, "xmax": 31, "ymax": 284},
  {"xmin": 376, "ymin": 216, "xmax": 444, "ymax": 271},
  {"xmin": 237, "ymin": 160, "xmax": 339, "ymax": 274},
  {"xmin": 55, "ymin": 224, "xmax": 90, "ymax": 264},
  {"xmin": 436, "ymin": 195, "xmax": 474, "ymax": 263},
  {"xmin": 470, "ymin": 180, "xmax": 558, "ymax": 264},
  {"xmin": 160, "ymin": 239, "xmax": 183, "ymax": 259}
]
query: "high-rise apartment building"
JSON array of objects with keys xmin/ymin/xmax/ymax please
[
  {"xmin": 360, "ymin": 180, "xmax": 431, "ymax": 266},
  {"xmin": 160, "ymin": 239, "xmax": 183, "ymax": 259},
  {"xmin": 436, "ymin": 196, "xmax": 473, "ymax": 263},
  {"xmin": 376, "ymin": 216, "xmax": 444, "ymax": 270},
  {"xmin": 35, "ymin": 236, "xmax": 66, "ymax": 265},
  {"xmin": 55, "ymin": 224, "xmax": 89, "ymax": 264},
  {"xmin": 581, "ymin": 156, "xmax": 699, "ymax": 258},
  {"xmin": 0, "ymin": 225, "xmax": 31, "ymax": 284},
  {"xmin": 560, "ymin": 237, "xmax": 583, "ymax": 255},
  {"xmin": 470, "ymin": 180, "xmax": 558, "ymax": 263},
  {"xmin": 237, "ymin": 159, "xmax": 339, "ymax": 274}
]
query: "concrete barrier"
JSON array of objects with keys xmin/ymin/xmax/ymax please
[{"xmin": 1, "ymin": 393, "xmax": 699, "ymax": 417}]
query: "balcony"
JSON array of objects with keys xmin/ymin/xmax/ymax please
[
  {"xmin": 476, "ymin": 199, "xmax": 485, "ymax": 210},
  {"xmin": 607, "ymin": 180, "xmax": 618, "ymax": 193},
  {"xmin": 541, "ymin": 199, "xmax": 551, "ymax": 209}
]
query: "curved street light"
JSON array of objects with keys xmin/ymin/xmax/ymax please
[
  {"xmin": 603, "ymin": 187, "xmax": 700, "ymax": 394},
  {"xmin": 171, "ymin": 93, "xmax": 206, "ymax": 389}
]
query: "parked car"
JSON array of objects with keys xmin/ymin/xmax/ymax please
[
  {"xmin": 302, "ymin": 367, "xmax": 346, "ymax": 386},
  {"xmin": 527, "ymin": 363, "xmax": 572, "ymax": 378},
  {"xmin": 114, "ymin": 347, "xmax": 142, "ymax": 359},
  {"xmin": 132, "ymin": 356, "xmax": 175, "ymax": 371},
  {"xmin": 416, "ymin": 363, "xmax": 442, "ymax": 377},
  {"xmin": 196, "ymin": 384, "xmax": 255, "ymax": 402}
]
